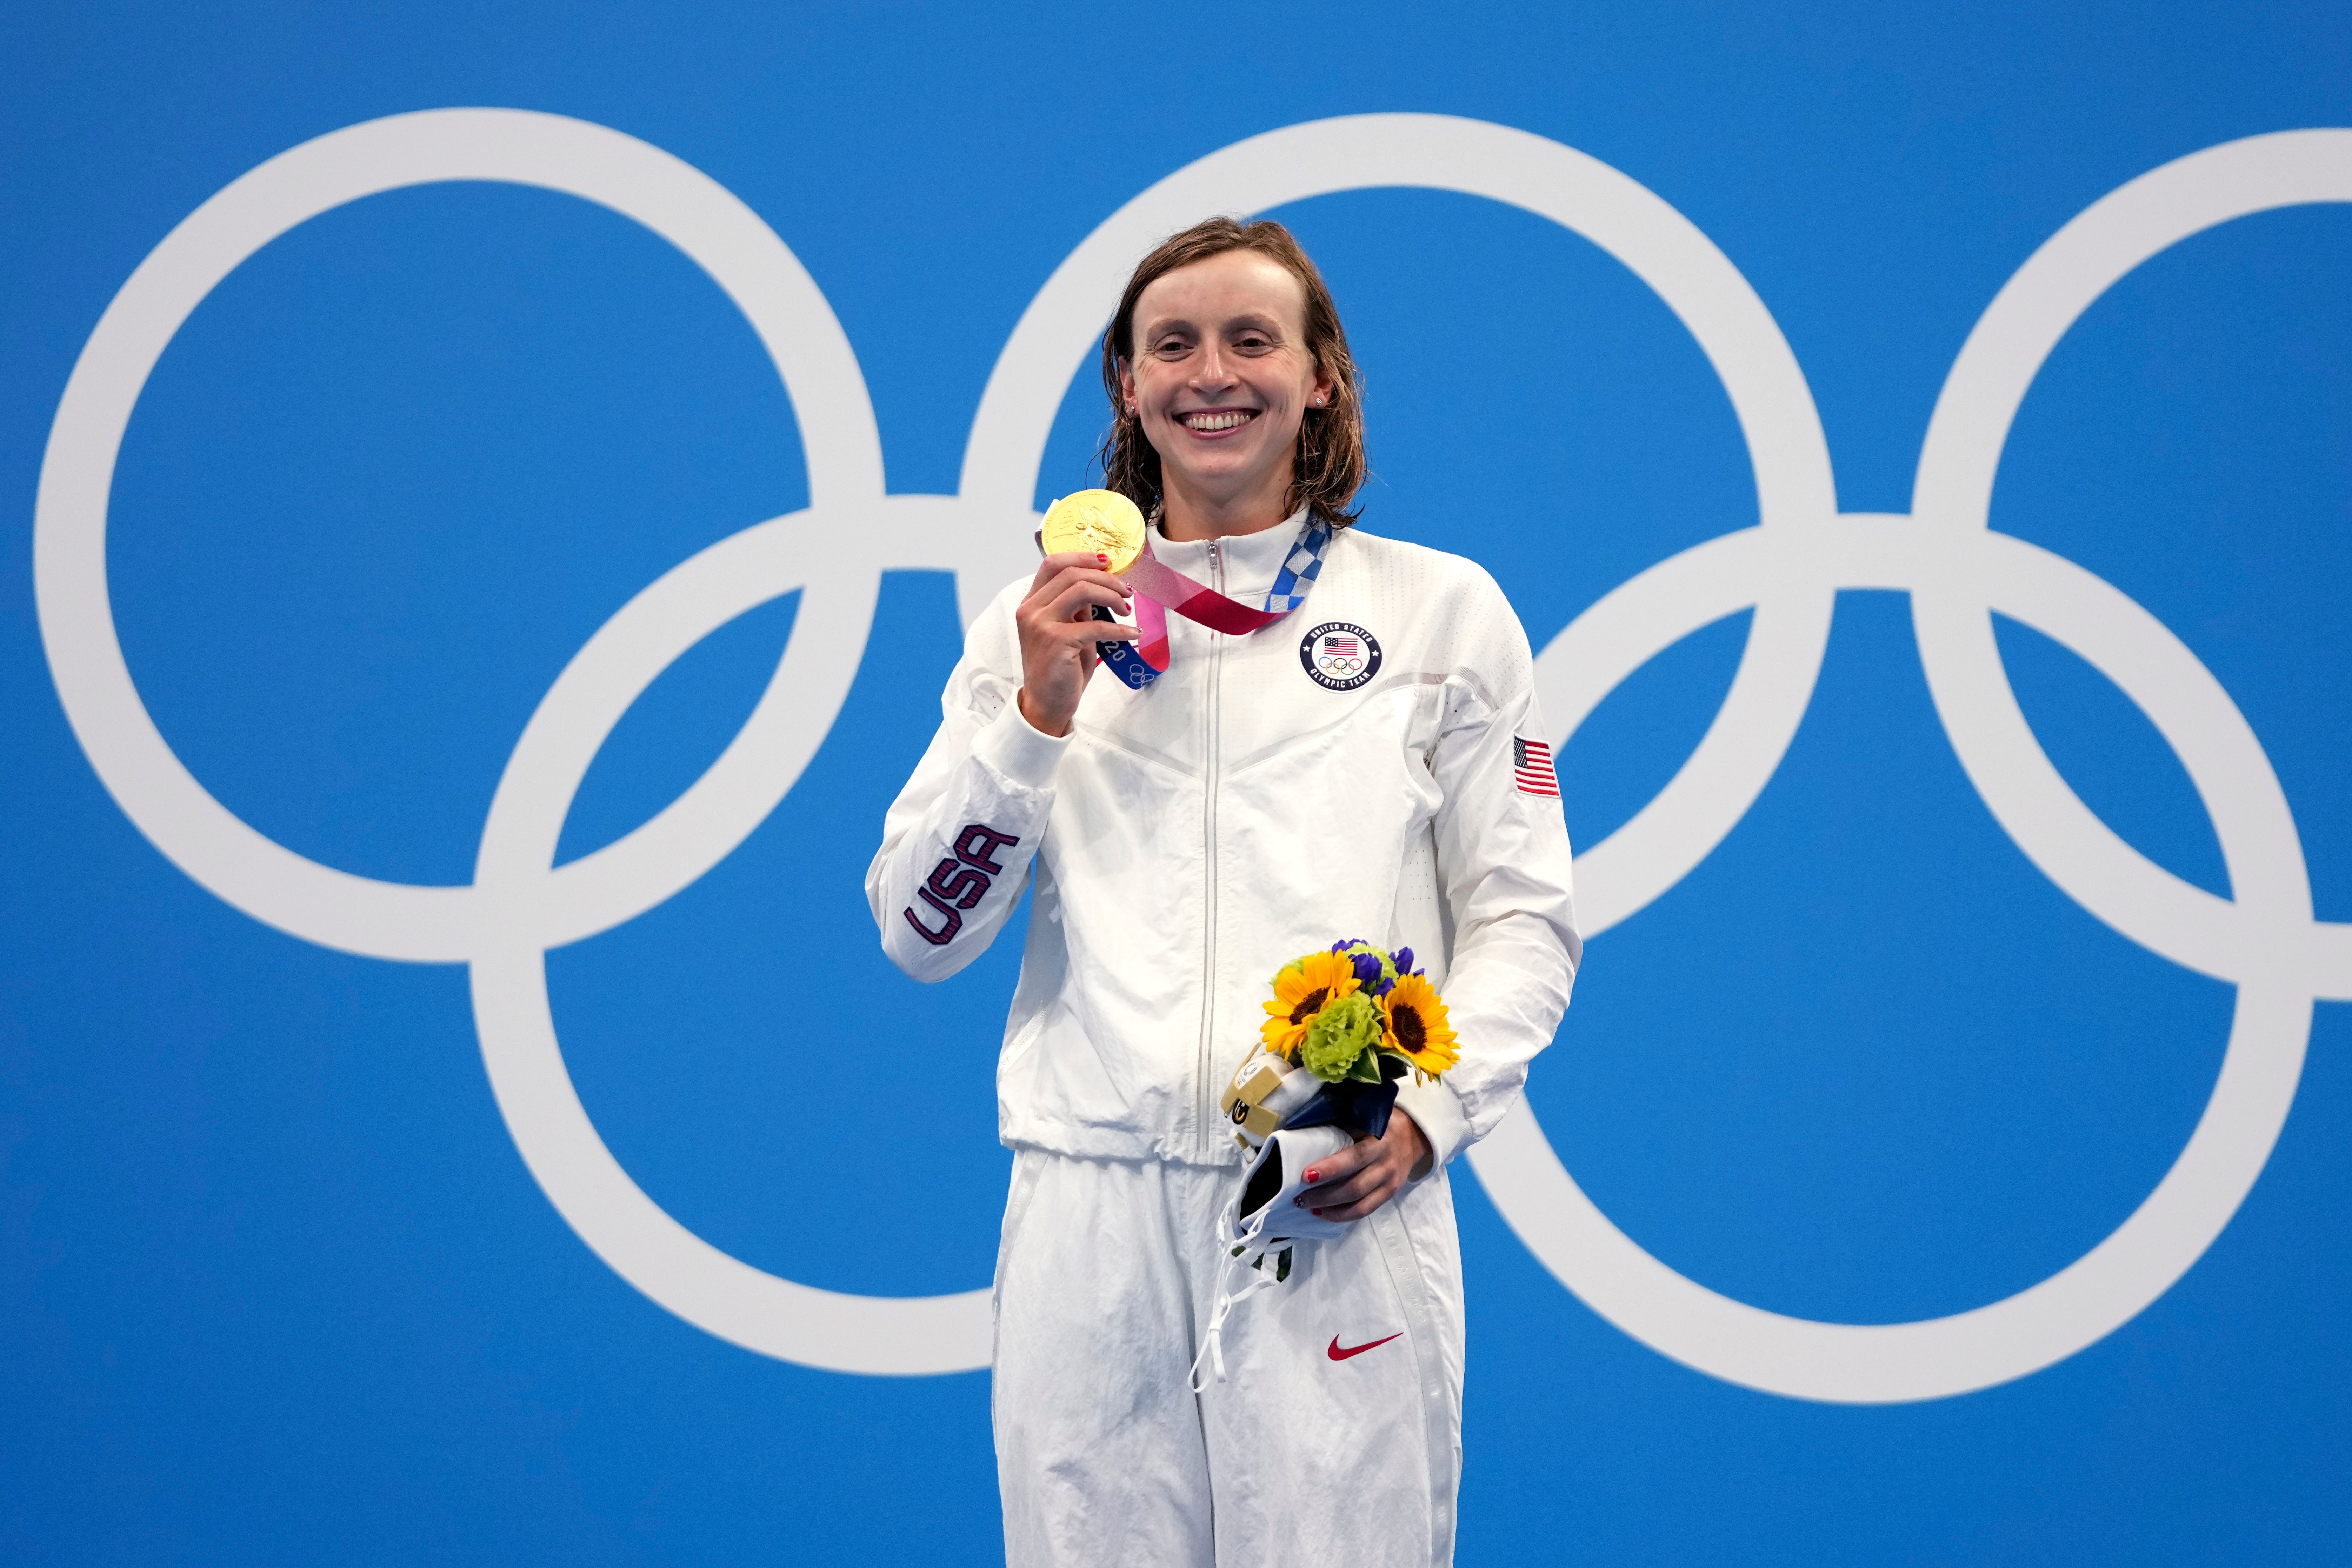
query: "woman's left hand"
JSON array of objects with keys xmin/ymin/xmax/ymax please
[{"xmin": 1295, "ymin": 1110, "xmax": 1430, "ymax": 1223}]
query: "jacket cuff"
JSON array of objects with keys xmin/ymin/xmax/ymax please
[
  {"xmin": 1394, "ymin": 1076, "xmax": 1472, "ymax": 1179},
  {"xmin": 972, "ymin": 696, "xmax": 1071, "ymax": 790}
]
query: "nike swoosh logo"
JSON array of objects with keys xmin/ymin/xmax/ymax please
[{"xmin": 1327, "ymin": 1332, "xmax": 1403, "ymax": 1362}]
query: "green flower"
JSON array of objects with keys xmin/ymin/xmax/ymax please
[{"xmin": 1300, "ymin": 990, "xmax": 1385, "ymax": 1082}]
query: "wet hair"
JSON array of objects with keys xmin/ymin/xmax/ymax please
[{"xmin": 1096, "ymin": 216, "xmax": 1367, "ymax": 527}]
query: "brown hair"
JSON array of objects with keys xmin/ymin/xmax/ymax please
[{"xmin": 1095, "ymin": 217, "xmax": 1368, "ymax": 527}]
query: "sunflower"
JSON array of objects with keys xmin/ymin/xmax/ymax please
[
  {"xmin": 1261, "ymin": 949, "xmax": 1361, "ymax": 1058},
  {"xmin": 1381, "ymin": 972, "xmax": 1460, "ymax": 1077}
]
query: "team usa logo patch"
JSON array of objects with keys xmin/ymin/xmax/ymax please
[
  {"xmin": 1299, "ymin": 621, "xmax": 1381, "ymax": 690},
  {"xmin": 1513, "ymin": 736, "xmax": 1559, "ymax": 798}
]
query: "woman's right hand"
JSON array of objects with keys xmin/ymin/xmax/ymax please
[{"xmin": 1015, "ymin": 551, "xmax": 1137, "ymax": 737}]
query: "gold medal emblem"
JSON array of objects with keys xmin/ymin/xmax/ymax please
[{"xmin": 1040, "ymin": 489, "xmax": 1147, "ymax": 575}]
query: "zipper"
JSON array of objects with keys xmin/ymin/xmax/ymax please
[{"xmin": 1194, "ymin": 536, "xmax": 1225, "ymax": 1154}]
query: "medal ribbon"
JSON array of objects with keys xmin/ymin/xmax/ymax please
[{"xmin": 1099, "ymin": 520, "xmax": 1333, "ymax": 689}]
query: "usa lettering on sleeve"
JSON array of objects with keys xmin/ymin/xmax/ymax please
[{"xmin": 903, "ymin": 823, "xmax": 1022, "ymax": 946}]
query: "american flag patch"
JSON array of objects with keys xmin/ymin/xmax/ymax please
[
  {"xmin": 1322, "ymin": 633, "xmax": 1360, "ymax": 657},
  {"xmin": 1513, "ymin": 736, "xmax": 1559, "ymax": 798}
]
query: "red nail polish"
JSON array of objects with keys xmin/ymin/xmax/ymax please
[
  {"xmin": 1096, "ymin": 552, "xmax": 1109, "ymax": 564},
  {"xmin": 1304, "ymin": 1169, "xmax": 1317, "ymax": 1182}
]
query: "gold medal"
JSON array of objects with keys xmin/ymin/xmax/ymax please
[{"xmin": 1040, "ymin": 489, "xmax": 1147, "ymax": 574}]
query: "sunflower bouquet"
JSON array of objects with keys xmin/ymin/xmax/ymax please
[{"xmin": 1218, "ymin": 940, "xmax": 1459, "ymax": 1149}]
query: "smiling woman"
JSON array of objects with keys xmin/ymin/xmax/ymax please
[
  {"xmin": 1097, "ymin": 216, "xmax": 1366, "ymax": 539},
  {"xmin": 868, "ymin": 214, "xmax": 1582, "ymax": 1567}
]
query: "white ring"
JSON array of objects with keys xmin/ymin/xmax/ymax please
[
  {"xmin": 33, "ymin": 107, "xmax": 884, "ymax": 961},
  {"xmin": 1488, "ymin": 518, "xmax": 2323, "ymax": 1401},
  {"xmin": 966, "ymin": 115, "xmax": 1842, "ymax": 885}
]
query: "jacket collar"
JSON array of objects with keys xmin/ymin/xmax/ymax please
[{"xmin": 1151, "ymin": 506, "xmax": 1314, "ymax": 599}]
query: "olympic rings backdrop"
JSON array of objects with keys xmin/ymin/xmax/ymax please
[{"xmin": 5, "ymin": 3, "xmax": 2350, "ymax": 1563}]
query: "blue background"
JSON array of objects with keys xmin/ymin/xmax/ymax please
[{"xmin": 4, "ymin": 2, "xmax": 2349, "ymax": 1561}]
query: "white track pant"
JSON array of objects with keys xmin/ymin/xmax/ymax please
[{"xmin": 992, "ymin": 1149, "xmax": 1465, "ymax": 1567}]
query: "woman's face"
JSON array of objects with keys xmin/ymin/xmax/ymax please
[{"xmin": 1120, "ymin": 249, "xmax": 1333, "ymax": 521}]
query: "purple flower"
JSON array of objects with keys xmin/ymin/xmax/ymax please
[
  {"xmin": 1392, "ymin": 947, "xmax": 1416, "ymax": 977},
  {"xmin": 1350, "ymin": 949, "xmax": 1389, "ymax": 994}
]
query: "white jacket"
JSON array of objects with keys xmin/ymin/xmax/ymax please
[{"xmin": 866, "ymin": 516, "xmax": 1581, "ymax": 1170}]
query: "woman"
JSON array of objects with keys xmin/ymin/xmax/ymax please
[{"xmin": 868, "ymin": 217, "xmax": 1579, "ymax": 1566}]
